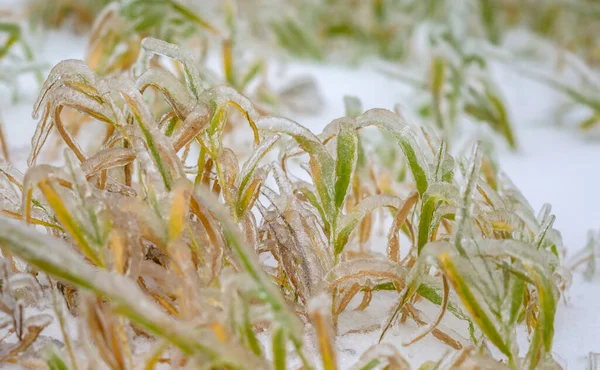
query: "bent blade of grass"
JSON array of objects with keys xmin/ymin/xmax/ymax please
[
  {"xmin": 354, "ymin": 109, "xmax": 430, "ymax": 196},
  {"xmin": 136, "ymin": 68, "xmax": 196, "ymax": 118},
  {"xmin": 387, "ymin": 191, "xmax": 418, "ymax": 262},
  {"xmin": 257, "ymin": 116, "xmax": 335, "ymax": 221},
  {"xmin": 138, "ymin": 37, "xmax": 204, "ymax": 98}
]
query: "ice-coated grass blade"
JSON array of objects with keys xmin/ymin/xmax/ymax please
[
  {"xmin": 437, "ymin": 252, "xmax": 513, "ymax": 364},
  {"xmin": 454, "ymin": 143, "xmax": 483, "ymax": 255},
  {"xmin": 309, "ymin": 295, "xmax": 338, "ymax": 370},
  {"xmin": 36, "ymin": 178, "xmax": 103, "ymax": 267},
  {"xmin": 334, "ymin": 122, "xmax": 358, "ymax": 212},
  {"xmin": 354, "ymin": 109, "xmax": 430, "ymax": 196},
  {"xmin": 523, "ymin": 263, "xmax": 556, "ymax": 370},
  {"xmin": 417, "ymin": 182, "xmax": 458, "ymax": 254}
]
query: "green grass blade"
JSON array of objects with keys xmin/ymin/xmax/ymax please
[{"xmin": 334, "ymin": 122, "xmax": 358, "ymax": 212}]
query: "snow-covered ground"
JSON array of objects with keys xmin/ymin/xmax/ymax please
[{"xmin": 1, "ymin": 25, "xmax": 599, "ymax": 369}]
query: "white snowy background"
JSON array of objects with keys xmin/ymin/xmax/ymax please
[{"xmin": 0, "ymin": 4, "xmax": 599, "ymax": 369}]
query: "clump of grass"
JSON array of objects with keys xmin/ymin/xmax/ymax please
[
  {"xmin": 0, "ymin": 22, "xmax": 45, "ymax": 100},
  {"xmin": 84, "ymin": 1, "xmax": 320, "ymax": 116},
  {"xmin": 248, "ymin": 0, "xmax": 599, "ymax": 66},
  {"xmin": 488, "ymin": 44, "xmax": 600, "ymax": 132},
  {"xmin": 381, "ymin": 29, "xmax": 516, "ymax": 149},
  {"xmin": 0, "ymin": 36, "xmax": 566, "ymax": 369}
]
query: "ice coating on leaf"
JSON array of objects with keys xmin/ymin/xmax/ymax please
[
  {"xmin": 208, "ymin": 86, "xmax": 261, "ymax": 124},
  {"xmin": 580, "ymin": 230, "xmax": 600, "ymax": 280},
  {"xmin": 387, "ymin": 191, "xmax": 419, "ymax": 263},
  {"xmin": 429, "ymin": 204, "xmax": 457, "ymax": 237},
  {"xmin": 217, "ymin": 147, "xmax": 240, "ymax": 206},
  {"xmin": 497, "ymin": 171, "xmax": 534, "ymax": 212},
  {"xmin": 28, "ymin": 109, "xmax": 53, "ymax": 166},
  {"xmin": 87, "ymin": 1, "xmax": 120, "ymax": 45},
  {"xmin": 136, "ymin": 68, "xmax": 197, "ymax": 118},
  {"xmin": 354, "ymin": 108, "xmax": 431, "ymax": 195},
  {"xmin": 0, "ymin": 159, "xmax": 24, "ymax": 190},
  {"xmin": 110, "ymin": 77, "xmax": 184, "ymax": 189},
  {"xmin": 24, "ymin": 313, "xmax": 53, "ymax": 329},
  {"xmin": 307, "ymin": 293, "xmax": 337, "ymax": 370},
  {"xmin": 257, "ymin": 115, "xmax": 336, "ymax": 219},
  {"xmin": 270, "ymin": 208, "xmax": 326, "ymax": 302},
  {"xmin": 171, "ymin": 105, "xmax": 212, "ymax": 152},
  {"xmin": 321, "ymin": 258, "xmax": 409, "ymax": 291},
  {"xmin": 334, "ymin": 121, "xmax": 358, "ymax": 211},
  {"xmin": 138, "ymin": 37, "xmax": 205, "ymax": 97},
  {"xmin": 30, "ymin": 83, "xmax": 115, "ymax": 165},
  {"xmin": 486, "ymin": 209, "xmax": 525, "ymax": 234},
  {"xmin": 537, "ymin": 203, "xmax": 552, "ymax": 224},
  {"xmin": 237, "ymin": 166, "xmax": 268, "ymax": 218},
  {"xmin": 417, "ymin": 181, "xmax": 459, "ymax": 254},
  {"xmin": 453, "ymin": 143, "xmax": 483, "ymax": 254},
  {"xmin": 33, "ymin": 59, "xmax": 98, "ymax": 119},
  {"xmin": 423, "ymin": 182, "xmax": 459, "ymax": 204},
  {"xmin": 335, "ymin": 194, "xmax": 406, "ymax": 255},
  {"xmin": 238, "ymin": 134, "xmax": 280, "ymax": 192},
  {"xmin": 272, "ymin": 162, "xmax": 293, "ymax": 199},
  {"xmin": 21, "ymin": 164, "xmax": 60, "ymax": 213},
  {"xmin": 477, "ymin": 180, "xmax": 505, "ymax": 208},
  {"xmin": 256, "ymin": 116, "xmax": 328, "ymax": 159},
  {"xmin": 81, "ymin": 148, "xmax": 136, "ymax": 179},
  {"xmin": 219, "ymin": 148, "xmax": 240, "ymax": 189},
  {"xmin": 423, "ymin": 239, "xmax": 558, "ymax": 272}
]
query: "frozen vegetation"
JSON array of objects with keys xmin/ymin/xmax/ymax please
[{"xmin": 0, "ymin": 1, "xmax": 599, "ymax": 369}]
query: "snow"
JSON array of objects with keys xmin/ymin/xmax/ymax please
[{"xmin": 1, "ymin": 20, "xmax": 599, "ymax": 370}]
